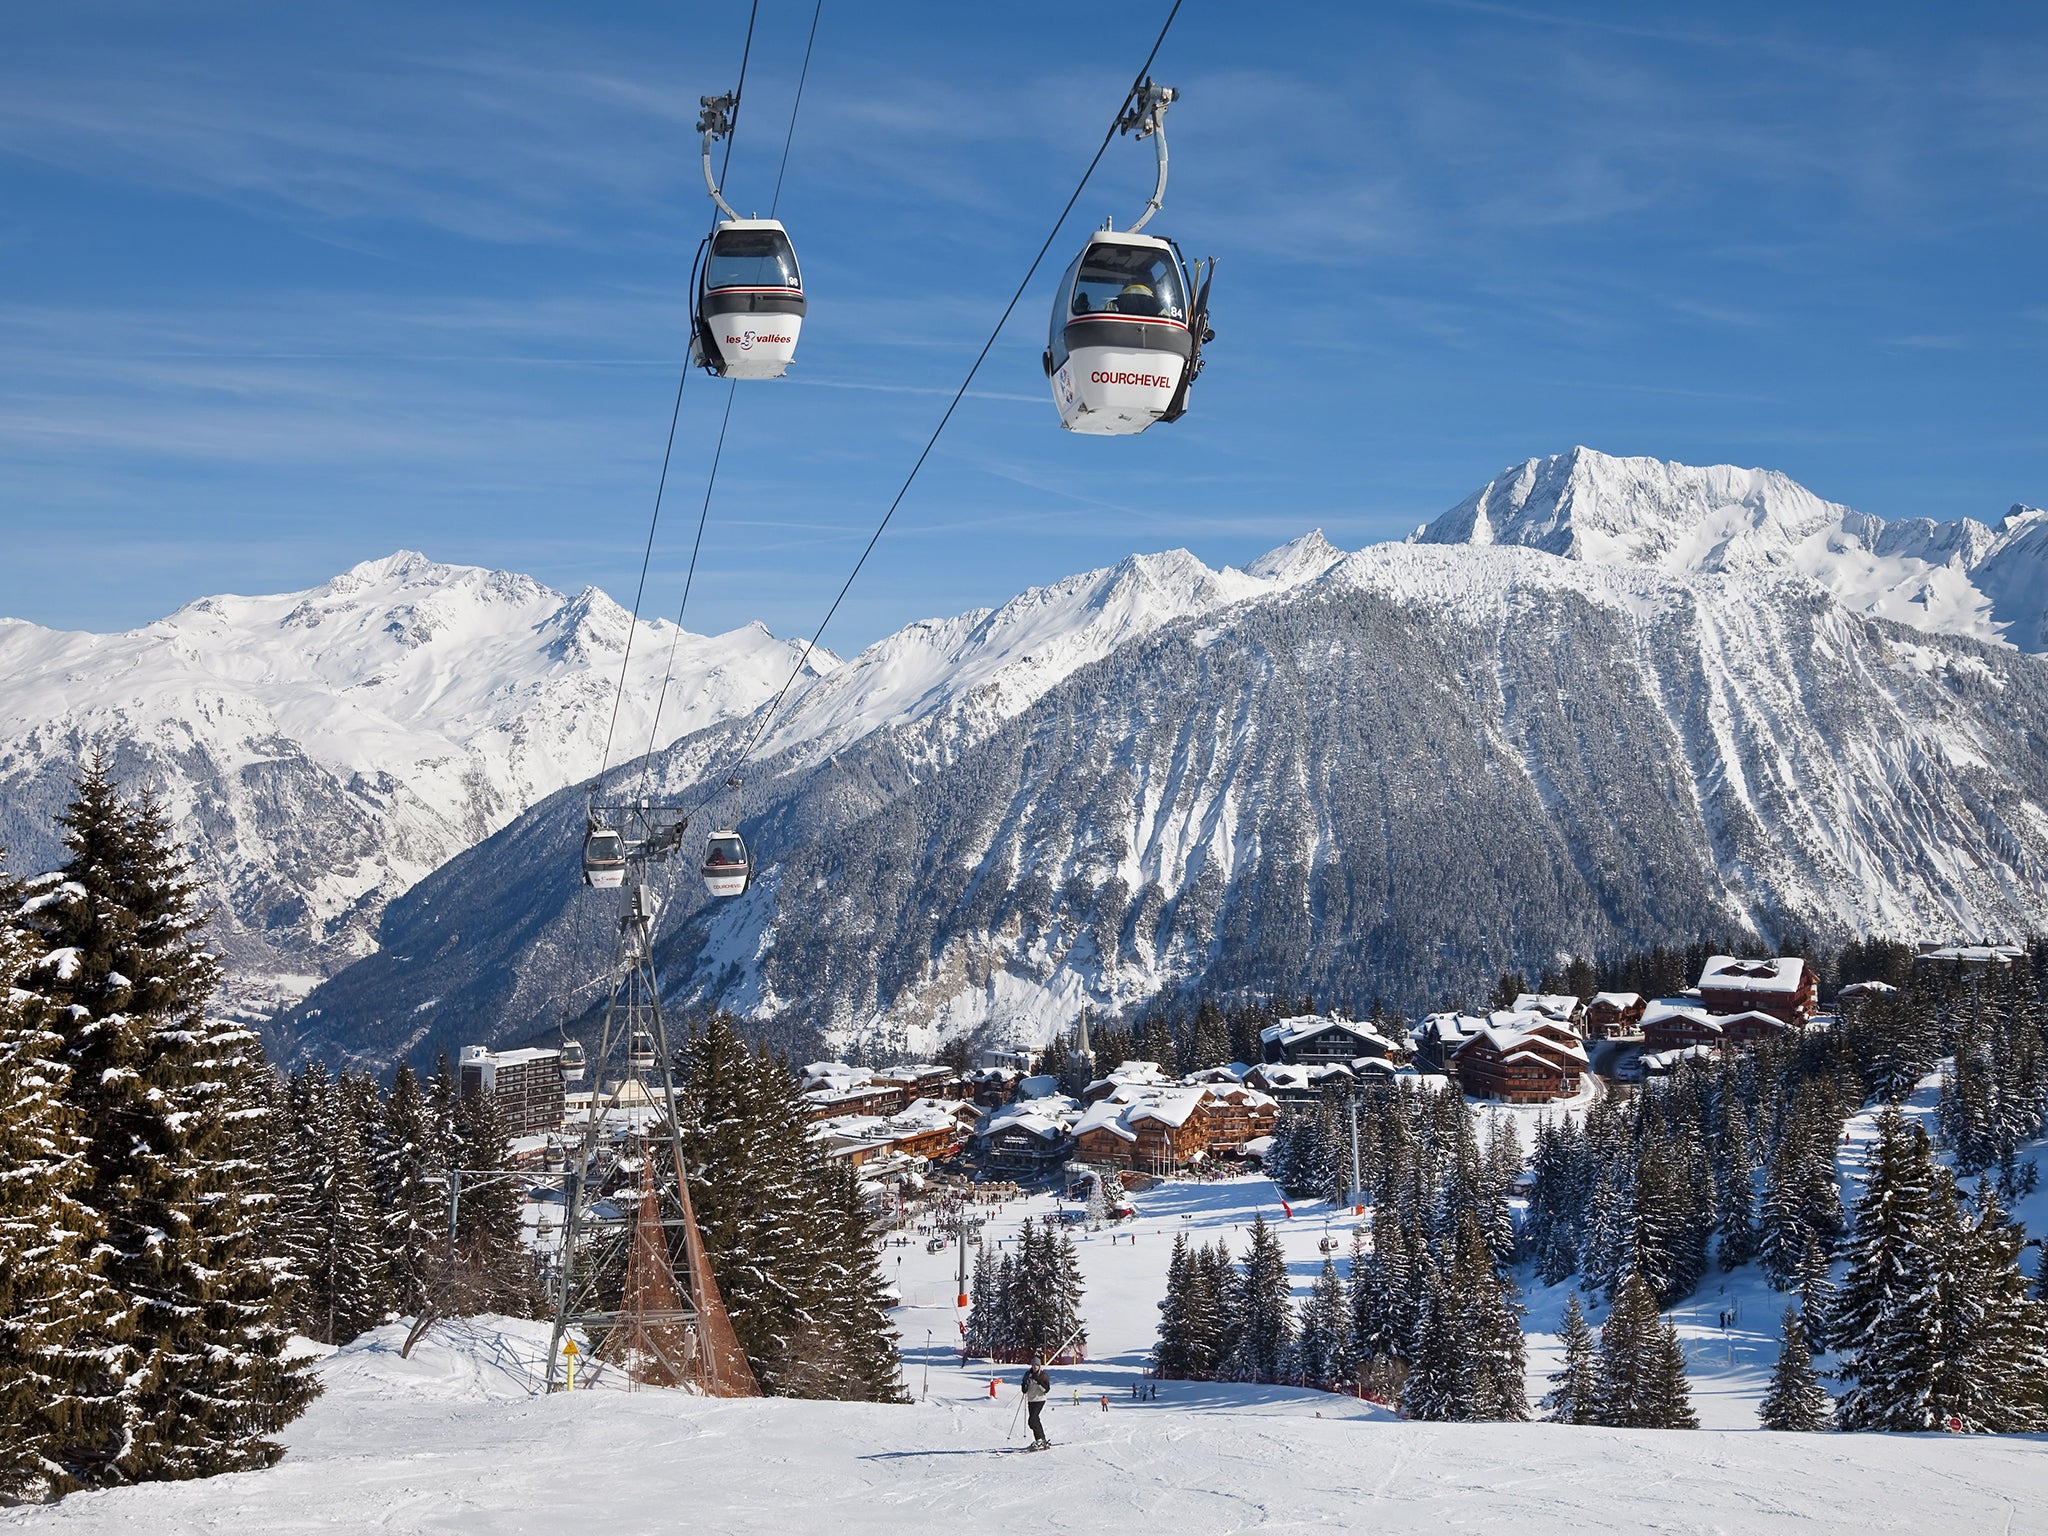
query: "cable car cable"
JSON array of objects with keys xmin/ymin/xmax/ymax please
[
  {"xmin": 635, "ymin": 1, "xmax": 826, "ymax": 793},
  {"xmin": 771, "ymin": 0, "xmax": 825, "ymax": 217},
  {"xmin": 587, "ymin": 0, "xmax": 766, "ymax": 813},
  {"xmin": 701, "ymin": 0, "xmax": 1188, "ymax": 800}
]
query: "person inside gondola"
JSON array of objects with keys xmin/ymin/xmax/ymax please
[{"xmin": 1113, "ymin": 280, "xmax": 1159, "ymax": 317}]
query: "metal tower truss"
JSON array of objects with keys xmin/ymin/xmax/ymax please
[{"xmin": 544, "ymin": 862, "xmax": 758, "ymax": 1396}]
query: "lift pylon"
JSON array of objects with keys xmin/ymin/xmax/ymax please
[{"xmin": 545, "ymin": 850, "xmax": 757, "ymax": 1396}]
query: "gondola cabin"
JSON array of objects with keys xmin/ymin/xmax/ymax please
[
  {"xmin": 582, "ymin": 827, "xmax": 627, "ymax": 889},
  {"xmin": 695, "ymin": 219, "xmax": 805, "ymax": 380},
  {"xmin": 1045, "ymin": 232, "xmax": 1197, "ymax": 435},
  {"xmin": 628, "ymin": 1030, "xmax": 657, "ymax": 1072},
  {"xmin": 701, "ymin": 829, "xmax": 751, "ymax": 898}
]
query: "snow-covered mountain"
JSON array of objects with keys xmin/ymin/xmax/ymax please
[
  {"xmin": 282, "ymin": 453, "xmax": 2048, "ymax": 1070},
  {"xmin": 0, "ymin": 552, "xmax": 827, "ymax": 1011},
  {"xmin": 1414, "ymin": 448, "xmax": 2048, "ymax": 652}
]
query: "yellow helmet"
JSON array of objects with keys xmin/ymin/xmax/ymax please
[{"xmin": 1120, "ymin": 282, "xmax": 1154, "ymax": 297}]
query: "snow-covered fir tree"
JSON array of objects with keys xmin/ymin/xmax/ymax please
[
  {"xmin": 20, "ymin": 764, "xmax": 314, "ymax": 1483},
  {"xmin": 1757, "ymin": 1307, "xmax": 1831, "ymax": 1431},
  {"xmin": 369, "ymin": 1061, "xmax": 446, "ymax": 1322},
  {"xmin": 1591, "ymin": 1271, "xmax": 1697, "ymax": 1429},
  {"xmin": 0, "ymin": 867, "xmax": 131, "ymax": 1501},
  {"xmin": 1291, "ymin": 1254, "xmax": 1349, "ymax": 1387},
  {"xmin": 281, "ymin": 1063, "xmax": 387, "ymax": 1346},
  {"xmin": 1542, "ymin": 1292, "xmax": 1598, "ymax": 1425},
  {"xmin": 1226, "ymin": 1214, "xmax": 1293, "ymax": 1384},
  {"xmin": 676, "ymin": 1014, "xmax": 902, "ymax": 1399}
]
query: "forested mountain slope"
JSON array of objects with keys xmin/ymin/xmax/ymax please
[{"xmin": 284, "ymin": 537, "xmax": 2048, "ymax": 1070}]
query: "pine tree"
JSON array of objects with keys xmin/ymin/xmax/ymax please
[
  {"xmin": 283, "ymin": 1064, "xmax": 387, "ymax": 1345},
  {"xmin": 1542, "ymin": 1292, "xmax": 1598, "ymax": 1425},
  {"xmin": 1292, "ymin": 1255, "xmax": 1349, "ymax": 1387},
  {"xmin": 1399, "ymin": 1267, "xmax": 1469, "ymax": 1422},
  {"xmin": 27, "ymin": 768, "xmax": 314, "ymax": 1483},
  {"xmin": 0, "ymin": 874, "xmax": 131, "ymax": 1501},
  {"xmin": 676, "ymin": 1017, "xmax": 902, "ymax": 1399},
  {"xmin": 448, "ymin": 1076, "xmax": 534, "ymax": 1317},
  {"xmin": 1757, "ymin": 1307, "xmax": 1831, "ymax": 1431},
  {"xmin": 1795, "ymin": 1233, "xmax": 1838, "ymax": 1353},
  {"xmin": 1152, "ymin": 1234, "xmax": 1197, "ymax": 1378},
  {"xmin": 1592, "ymin": 1271, "xmax": 1697, "ymax": 1429},
  {"xmin": 369, "ymin": 1061, "xmax": 446, "ymax": 1322},
  {"xmin": 1457, "ymin": 1211, "xmax": 1530, "ymax": 1421},
  {"xmin": 1226, "ymin": 1214, "xmax": 1293, "ymax": 1383}
]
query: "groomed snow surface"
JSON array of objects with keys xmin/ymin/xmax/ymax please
[{"xmin": 10, "ymin": 1169, "xmax": 2047, "ymax": 1535}]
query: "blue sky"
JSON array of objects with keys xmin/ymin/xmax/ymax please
[{"xmin": 2, "ymin": 0, "xmax": 2043, "ymax": 647}]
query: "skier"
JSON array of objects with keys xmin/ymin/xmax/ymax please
[{"xmin": 1020, "ymin": 1354, "xmax": 1052, "ymax": 1448}]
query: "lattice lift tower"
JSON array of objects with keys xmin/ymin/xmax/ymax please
[{"xmin": 545, "ymin": 804, "xmax": 757, "ymax": 1395}]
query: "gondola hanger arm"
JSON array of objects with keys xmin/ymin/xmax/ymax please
[
  {"xmin": 699, "ymin": 93, "xmax": 739, "ymax": 221},
  {"xmin": 1116, "ymin": 80, "xmax": 1175, "ymax": 234}
]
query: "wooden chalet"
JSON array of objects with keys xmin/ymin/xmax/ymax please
[
  {"xmin": 976, "ymin": 1108, "xmax": 1072, "ymax": 1178},
  {"xmin": 1510, "ymin": 993, "xmax": 1587, "ymax": 1032},
  {"xmin": 1260, "ymin": 1015, "xmax": 1395, "ymax": 1067},
  {"xmin": 1194, "ymin": 1085, "xmax": 1278, "ymax": 1152},
  {"xmin": 803, "ymin": 1080, "xmax": 908, "ymax": 1122},
  {"xmin": 872, "ymin": 1063, "xmax": 965, "ymax": 1101},
  {"xmin": 1696, "ymin": 956, "xmax": 1817, "ymax": 1027},
  {"xmin": 1583, "ymin": 992, "xmax": 1647, "ymax": 1039},
  {"xmin": 1451, "ymin": 1018, "xmax": 1587, "ymax": 1104}
]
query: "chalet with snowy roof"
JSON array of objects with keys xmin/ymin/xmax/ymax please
[
  {"xmin": 872, "ymin": 1063, "xmax": 965, "ymax": 1101},
  {"xmin": 1835, "ymin": 980, "xmax": 1898, "ymax": 1001},
  {"xmin": 1642, "ymin": 1044, "xmax": 1715, "ymax": 1077},
  {"xmin": 1073, "ymin": 1083, "xmax": 1278, "ymax": 1170},
  {"xmin": 1411, "ymin": 1012, "xmax": 1487, "ymax": 1072},
  {"xmin": 1451, "ymin": 1016, "xmax": 1587, "ymax": 1104},
  {"xmin": 1260, "ymin": 1015, "xmax": 1395, "ymax": 1068},
  {"xmin": 1583, "ymin": 992, "xmax": 1647, "ymax": 1039},
  {"xmin": 1244, "ymin": 1061, "xmax": 1355, "ymax": 1107},
  {"xmin": 963, "ymin": 1066, "xmax": 1025, "ymax": 1107},
  {"xmin": 802, "ymin": 1078, "xmax": 908, "ymax": 1122},
  {"xmin": 1914, "ymin": 942, "xmax": 2026, "ymax": 975},
  {"xmin": 1081, "ymin": 1059, "xmax": 1177, "ymax": 1104},
  {"xmin": 974, "ymin": 1103, "xmax": 1074, "ymax": 1178},
  {"xmin": 1196, "ymin": 1084, "xmax": 1279, "ymax": 1151},
  {"xmin": 1696, "ymin": 956, "xmax": 1817, "ymax": 1027},
  {"xmin": 1511, "ymin": 993, "xmax": 1587, "ymax": 1031}
]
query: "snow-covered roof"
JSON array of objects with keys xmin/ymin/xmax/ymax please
[
  {"xmin": 1463, "ymin": 1022, "xmax": 1589, "ymax": 1067},
  {"xmin": 1698, "ymin": 955, "xmax": 1807, "ymax": 993},
  {"xmin": 1836, "ymin": 980, "xmax": 1898, "ymax": 997},
  {"xmin": 1642, "ymin": 1001, "xmax": 1716, "ymax": 1029},
  {"xmin": 1183, "ymin": 1063, "xmax": 1252, "ymax": 1084},
  {"xmin": 1643, "ymin": 1044, "xmax": 1716, "ymax": 1072},
  {"xmin": 1126, "ymin": 1088, "xmax": 1209, "ymax": 1129},
  {"xmin": 1590, "ymin": 991, "xmax": 1644, "ymax": 1009},
  {"xmin": 1918, "ymin": 943, "xmax": 2025, "ymax": 965},
  {"xmin": 1414, "ymin": 1011, "xmax": 1487, "ymax": 1045},
  {"xmin": 1241, "ymin": 1134, "xmax": 1276, "ymax": 1159},
  {"xmin": 1510, "ymin": 993, "xmax": 1584, "ymax": 1020},
  {"xmin": 1083, "ymin": 1060, "xmax": 1176, "ymax": 1096},
  {"xmin": 1073, "ymin": 1100, "xmax": 1138, "ymax": 1142},
  {"xmin": 1259, "ymin": 1014, "xmax": 1394, "ymax": 1051},
  {"xmin": 1018, "ymin": 1074, "xmax": 1060, "ymax": 1099}
]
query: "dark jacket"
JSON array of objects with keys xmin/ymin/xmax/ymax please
[{"xmin": 1021, "ymin": 1366, "xmax": 1051, "ymax": 1402}]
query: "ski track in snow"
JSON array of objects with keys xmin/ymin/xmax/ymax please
[{"xmin": 12, "ymin": 1172, "xmax": 2048, "ymax": 1534}]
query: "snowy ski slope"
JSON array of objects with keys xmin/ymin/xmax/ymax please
[{"xmin": 9, "ymin": 1164, "xmax": 2047, "ymax": 1535}]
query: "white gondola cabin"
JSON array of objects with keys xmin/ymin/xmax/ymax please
[
  {"xmin": 1044, "ymin": 231, "xmax": 1203, "ymax": 435},
  {"xmin": 582, "ymin": 826, "xmax": 627, "ymax": 889},
  {"xmin": 701, "ymin": 829, "xmax": 751, "ymax": 898},
  {"xmin": 694, "ymin": 218, "xmax": 805, "ymax": 380}
]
